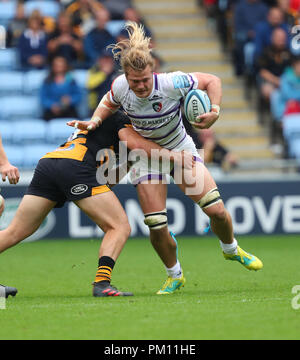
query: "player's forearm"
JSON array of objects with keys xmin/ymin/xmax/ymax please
[
  {"xmin": 194, "ymin": 72, "xmax": 222, "ymax": 106},
  {"xmin": 91, "ymin": 93, "xmax": 119, "ymax": 126}
]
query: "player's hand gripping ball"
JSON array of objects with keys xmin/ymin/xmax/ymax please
[{"xmin": 184, "ymin": 89, "xmax": 211, "ymax": 124}]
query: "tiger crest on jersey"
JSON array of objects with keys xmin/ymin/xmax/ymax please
[{"xmin": 152, "ymin": 102, "xmax": 162, "ymax": 112}]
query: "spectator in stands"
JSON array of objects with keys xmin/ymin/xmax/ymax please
[
  {"xmin": 99, "ymin": 0, "xmax": 133, "ymax": 20},
  {"xmin": 40, "ymin": 56, "xmax": 82, "ymax": 121},
  {"xmin": 254, "ymin": 7, "xmax": 290, "ymax": 61},
  {"xmin": 271, "ymin": 56, "xmax": 300, "ymax": 121},
  {"xmin": 290, "ymin": 0, "xmax": 300, "ymax": 12},
  {"xmin": 277, "ymin": 0, "xmax": 299, "ymax": 27},
  {"xmin": 182, "ymin": 115, "xmax": 238, "ymax": 171},
  {"xmin": 198, "ymin": 129, "xmax": 239, "ymax": 171},
  {"xmin": 257, "ymin": 27, "xmax": 292, "ymax": 102},
  {"xmin": 47, "ymin": 12, "xmax": 83, "ymax": 65},
  {"xmin": 86, "ymin": 49, "xmax": 117, "ymax": 115},
  {"xmin": 17, "ymin": 11, "xmax": 48, "ymax": 69},
  {"xmin": 6, "ymin": 0, "xmax": 27, "ymax": 48},
  {"xmin": 84, "ymin": 7, "xmax": 116, "ymax": 67},
  {"xmin": 66, "ymin": 0, "xmax": 103, "ymax": 36},
  {"xmin": 232, "ymin": 0, "xmax": 268, "ymax": 76}
]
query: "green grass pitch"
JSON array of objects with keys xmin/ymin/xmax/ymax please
[{"xmin": 1, "ymin": 235, "xmax": 300, "ymax": 340}]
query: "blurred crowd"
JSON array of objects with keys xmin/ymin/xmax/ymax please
[
  {"xmin": 200, "ymin": 0, "xmax": 300, "ymax": 164},
  {"xmin": 1, "ymin": 0, "xmax": 154, "ymax": 119},
  {"xmin": 1, "ymin": 0, "xmax": 300, "ymax": 168}
]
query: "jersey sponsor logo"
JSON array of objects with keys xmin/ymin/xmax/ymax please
[
  {"xmin": 152, "ymin": 102, "xmax": 162, "ymax": 112},
  {"xmin": 149, "ymin": 94, "xmax": 163, "ymax": 101},
  {"xmin": 71, "ymin": 184, "xmax": 88, "ymax": 195},
  {"xmin": 172, "ymin": 75, "xmax": 190, "ymax": 89}
]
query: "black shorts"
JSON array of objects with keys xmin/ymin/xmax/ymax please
[{"xmin": 26, "ymin": 158, "xmax": 110, "ymax": 208}]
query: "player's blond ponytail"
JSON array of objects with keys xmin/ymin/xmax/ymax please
[{"xmin": 108, "ymin": 21, "xmax": 154, "ymax": 73}]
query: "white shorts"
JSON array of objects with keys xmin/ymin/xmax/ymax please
[{"xmin": 129, "ymin": 135, "xmax": 203, "ymax": 185}]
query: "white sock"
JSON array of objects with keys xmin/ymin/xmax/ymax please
[
  {"xmin": 166, "ymin": 260, "xmax": 182, "ymax": 278},
  {"xmin": 220, "ymin": 238, "xmax": 238, "ymax": 255}
]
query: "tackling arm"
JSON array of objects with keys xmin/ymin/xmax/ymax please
[
  {"xmin": 118, "ymin": 127, "xmax": 195, "ymax": 169},
  {"xmin": 67, "ymin": 92, "xmax": 120, "ymax": 130}
]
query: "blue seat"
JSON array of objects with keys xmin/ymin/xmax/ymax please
[
  {"xmin": 47, "ymin": 118, "xmax": 75, "ymax": 144},
  {"xmin": 0, "ymin": 48, "xmax": 18, "ymax": 70},
  {"xmin": 283, "ymin": 114, "xmax": 300, "ymax": 141},
  {"xmin": 0, "ymin": 71, "xmax": 23, "ymax": 94},
  {"xmin": 0, "ymin": 96, "xmax": 41, "ymax": 120},
  {"xmin": 106, "ymin": 20, "xmax": 125, "ymax": 37},
  {"xmin": 14, "ymin": 119, "xmax": 47, "ymax": 144},
  {"xmin": 3, "ymin": 145, "xmax": 24, "ymax": 167},
  {"xmin": 23, "ymin": 69, "xmax": 48, "ymax": 94},
  {"xmin": 23, "ymin": 143, "xmax": 55, "ymax": 167},
  {"xmin": 0, "ymin": 1, "xmax": 17, "ymax": 27},
  {"xmin": 0, "ymin": 121, "xmax": 14, "ymax": 144},
  {"xmin": 24, "ymin": 1, "xmax": 61, "ymax": 18},
  {"xmin": 71, "ymin": 70, "xmax": 88, "ymax": 88}
]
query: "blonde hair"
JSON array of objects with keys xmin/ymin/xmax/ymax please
[{"xmin": 108, "ymin": 21, "xmax": 154, "ymax": 73}]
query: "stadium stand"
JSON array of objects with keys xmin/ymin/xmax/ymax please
[
  {"xmin": 0, "ymin": 1, "xmax": 17, "ymax": 27},
  {"xmin": 47, "ymin": 118, "xmax": 75, "ymax": 144},
  {"xmin": 0, "ymin": 0, "xmax": 299, "ymax": 174},
  {"xmin": 0, "ymin": 96, "xmax": 41, "ymax": 120},
  {"xmin": 0, "ymin": 71, "xmax": 24, "ymax": 94},
  {"xmin": 23, "ymin": 69, "xmax": 48, "ymax": 94},
  {"xmin": 23, "ymin": 143, "xmax": 55, "ymax": 167},
  {"xmin": 0, "ymin": 48, "xmax": 18, "ymax": 70},
  {"xmin": 14, "ymin": 119, "xmax": 47, "ymax": 144},
  {"xmin": 23, "ymin": 1, "xmax": 61, "ymax": 19}
]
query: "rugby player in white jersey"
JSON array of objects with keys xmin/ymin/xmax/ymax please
[{"xmin": 68, "ymin": 22, "xmax": 263, "ymax": 295}]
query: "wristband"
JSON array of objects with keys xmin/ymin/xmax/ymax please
[
  {"xmin": 211, "ymin": 104, "xmax": 220, "ymax": 116},
  {"xmin": 91, "ymin": 116, "xmax": 102, "ymax": 127}
]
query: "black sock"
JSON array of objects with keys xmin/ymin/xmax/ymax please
[{"xmin": 94, "ymin": 256, "xmax": 115, "ymax": 284}]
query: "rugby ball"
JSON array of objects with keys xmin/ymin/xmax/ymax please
[{"xmin": 184, "ymin": 89, "xmax": 211, "ymax": 123}]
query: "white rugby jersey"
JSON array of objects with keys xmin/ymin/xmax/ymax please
[{"xmin": 108, "ymin": 71, "xmax": 198, "ymax": 150}]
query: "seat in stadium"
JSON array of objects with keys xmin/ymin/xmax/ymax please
[
  {"xmin": 0, "ymin": 48, "xmax": 18, "ymax": 70},
  {"xmin": 0, "ymin": 71, "xmax": 23, "ymax": 94},
  {"xmin": 0, "ymin": 1, "xmax": 17, "ymax": 27},
  {"xmin": 106, "ymin": 20, "xmax": 125, "ymax": 37},
  {"xmin": 47, "ymin": 118, "xmax": 75, "ymax": 145},
  {"xmin": 23, "ymin": 69, "xmax": 48, "ymax": 94},
  {"xmin": 71, "ymin": 70, "xmax": 88, "ymax": 89},
  {"xmin": 3, "ymin": 145, "xmax": 24, "ymax": 167},
  {"xmin": 0, "ymin": 96, "xmax": 41, "ymax": 120},
  {"xmin": 0, "ymin": 121, "xmax": 14, "ymax": 144},
  {"xmin": 24, "ymin": 1, "xmax": 61, "ymax": 18},
  {"xmin": 23, "ymin": 143, "xmax": 55, "ymax": 168},
  {"xmin": 14, "ymin": 119, "xmax": 47, "ymax": 144}
]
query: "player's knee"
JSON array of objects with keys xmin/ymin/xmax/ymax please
[
  {"xmin": 121, "ymin": 220, "xmax": 131, "ymax": 239},
  {"xmin": 144, "ymin": 209, "xmax": 168, "ymax": 231},
  {"xmin": 209, "ymin": 205, "xmax": 227, "ymax": 223}
]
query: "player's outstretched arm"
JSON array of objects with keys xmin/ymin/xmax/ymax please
[
  {"xmin": 67, "ymin": 93, "xmax": 120, "ymax": 131},
  {"xmin": 118, "ymin": 127, "xmax": 195, "ymax": 169},
  {"xmin": 0, "ymin": 135, "xmax": 20, "ymax": 185},
  {"xmin": 192, "ymin": 72, "xmax": 222, "ymax": 129}
]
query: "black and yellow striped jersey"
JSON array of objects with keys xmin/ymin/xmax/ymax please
[{"xmin": 42, "ymin": 111, "xmax": 131, "ymax": 167}]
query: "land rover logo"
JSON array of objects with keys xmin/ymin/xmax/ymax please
[{"xmin": 71, "ymin": 184, "xmax": 88, "ymax": 195}]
